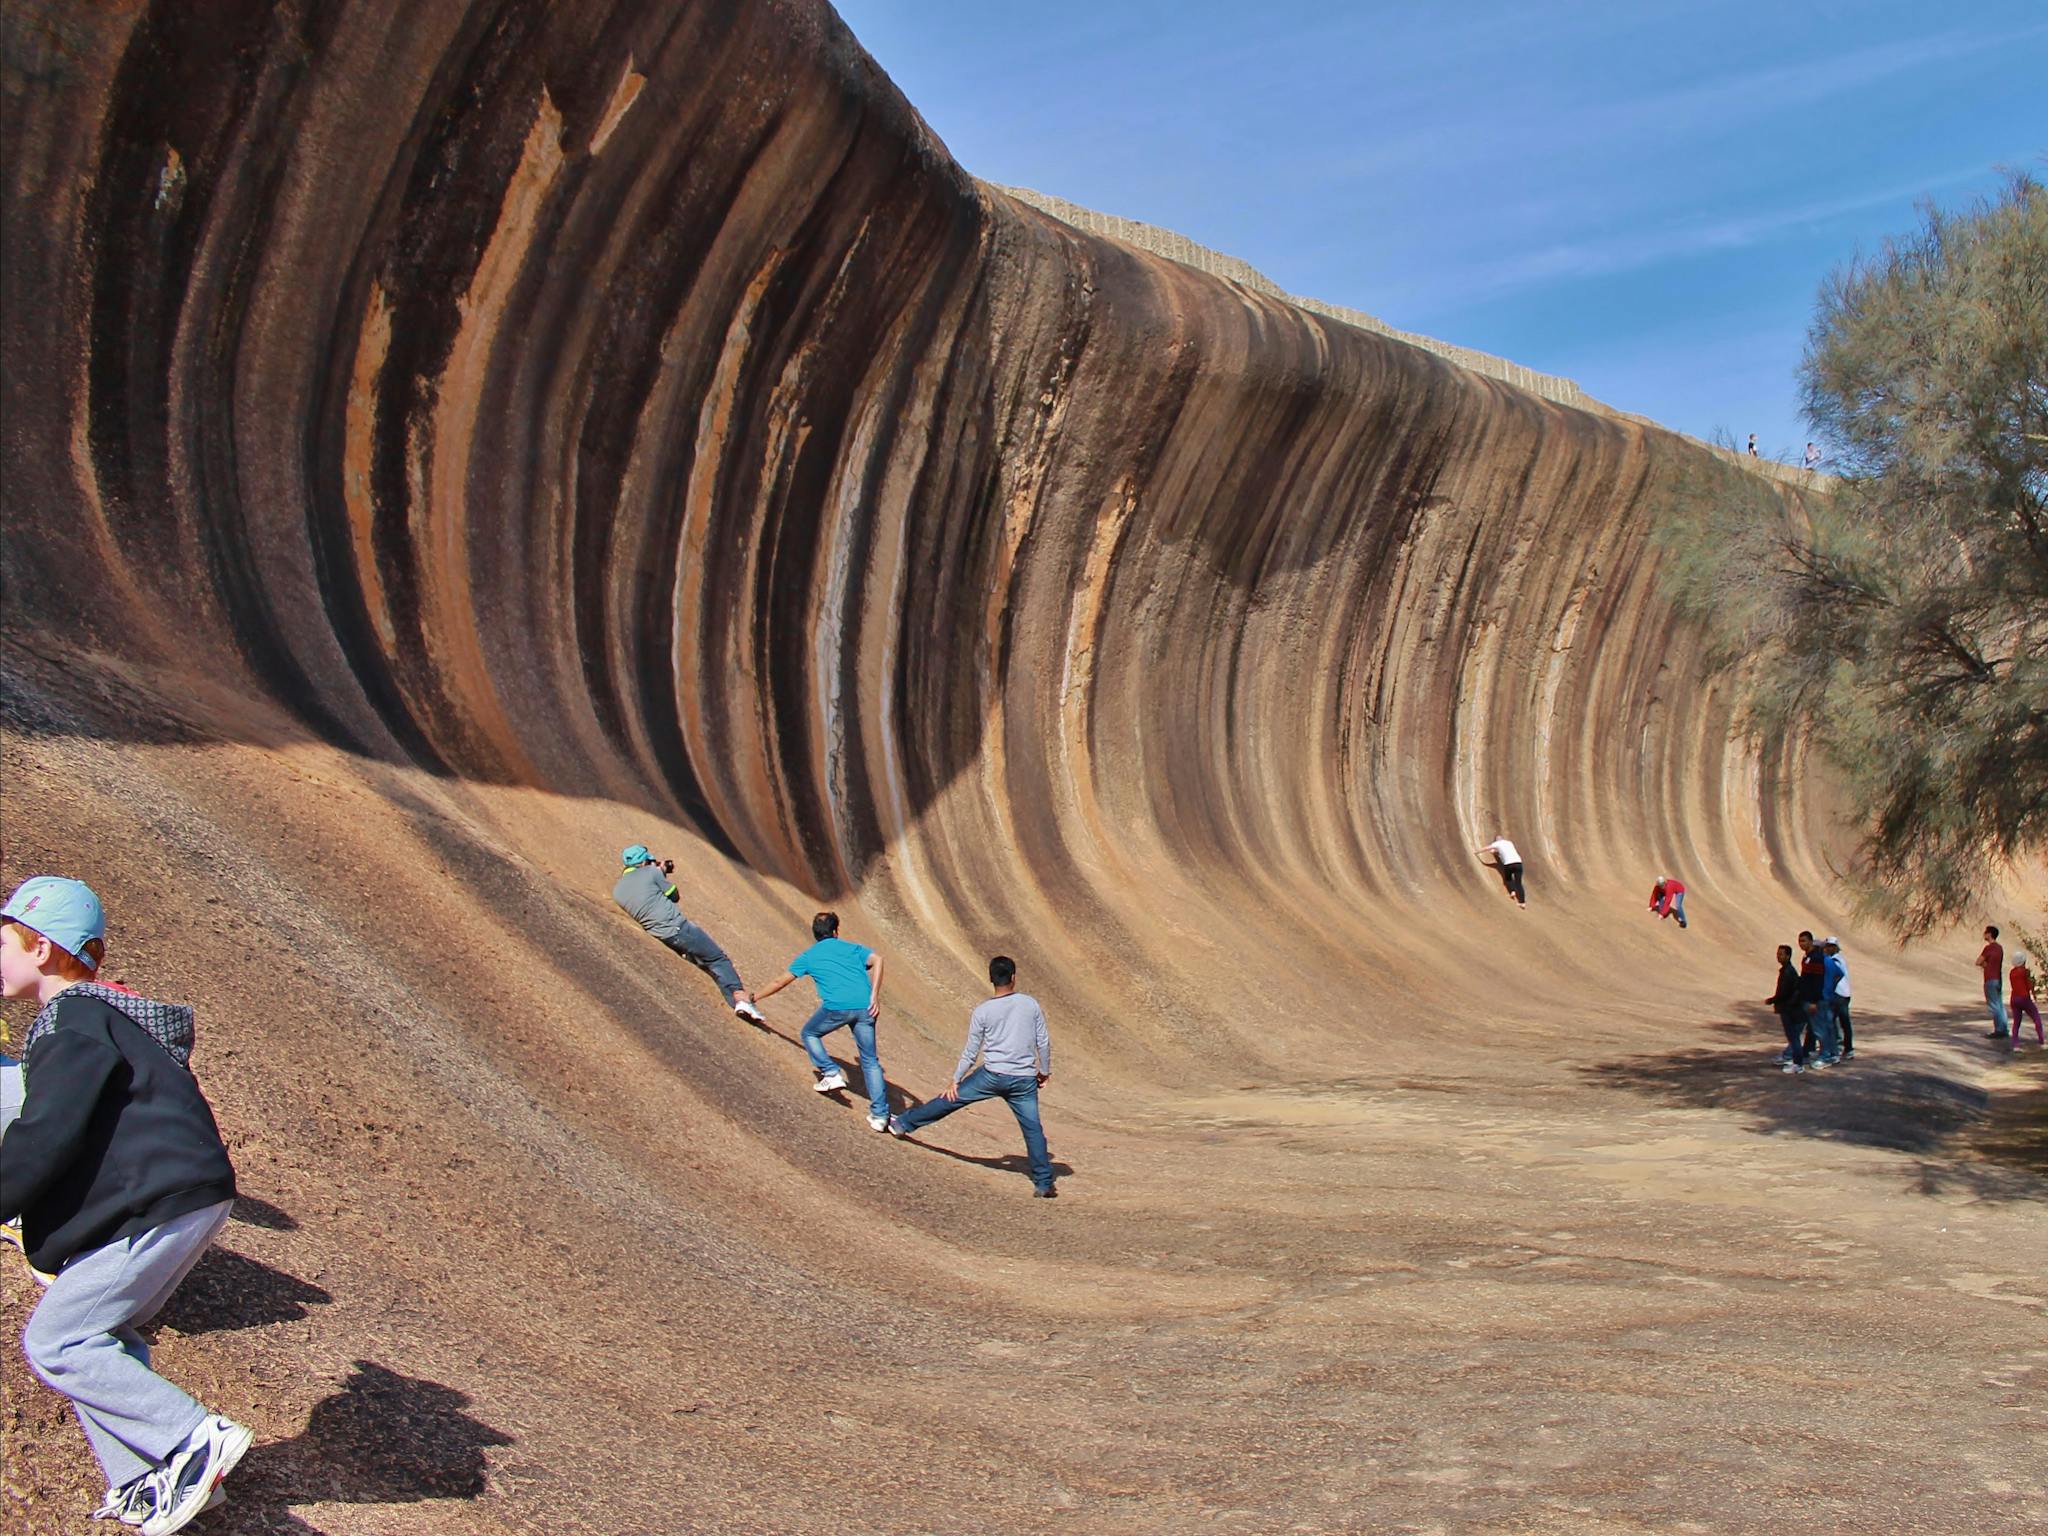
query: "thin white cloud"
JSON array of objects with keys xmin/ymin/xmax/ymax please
[
  {"xmin": 1325, "ymin": 24, "xmax": 2043, "ymax": 185},
  {"xmin": 1434, "ymin": 163, "xmax": 1998, "ymax": 303}
]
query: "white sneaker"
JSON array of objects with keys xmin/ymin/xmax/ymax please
[
  {"xmin": 813, "ymin": 1071, "xmax": 848, "ymax": 1093},
  {"xmin": 732, "ymin": 998, "xmax": 766, "ymax": 1023},
  {"xmin": 93, "ymin": 1479, "xmax": 222, "ymax": 1528},
  {"xmin": 142, "ymin": 1415, "xmax": 250, "ymax": 1535},
  {"xmin": 1780, "ymin": 1061, "xmax": 1803, "ymax": 1074},
  {"xmin": 867, "ymin": 1113, "xmax": 889, "ymax": 1132}
]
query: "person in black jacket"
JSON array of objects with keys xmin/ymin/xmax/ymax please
[
  {"xmin": 1765, "ymin": 943, "xmax": 1807, "ymax": 1072},
  {"xmin": 1, "ymin": 877, "xmax": 251, "ymax": 1535}
]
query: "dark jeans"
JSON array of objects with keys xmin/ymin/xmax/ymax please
[
  {"xmin": 900, "ymin": 1068, "xmax": 1054, "ymax": 1190},
  {"xmin": 660, "ymin": 920, "xmax": 745, "ymax": 1003},
  {"xmin": 1830, "ymin": 996, "xmax": 1853, "ymax": 1054},
  {"xmin": 1494, "ymin": 862, "xmax": 1526, "ymax": 903},
  {"xmin": 1778, "ymin": 1009, "xmax": 1808, "ymax": 1063}
]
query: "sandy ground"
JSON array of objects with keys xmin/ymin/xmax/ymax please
[{"xmin": 2, "ymin": 708, "xmax": 2042, "ymax": 1536}]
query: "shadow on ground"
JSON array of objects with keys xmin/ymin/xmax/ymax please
[
  {"xmin": 156, "ymin": 1247, "xmax": 332, "ymax": 1335},
  {"xmin": 1579, "ymin": 1005, "xmax": 2048, "ymax": 1203},
  {"xmin": 209, "ymin": 1360, "xmax": 514, "ymax": 1532}
]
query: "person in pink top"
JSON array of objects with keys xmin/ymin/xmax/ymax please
[
  {"xmin": 1648, "ymin": 876, "xmax": 1688, "ymax": 929},
  {"xmin": 2007, "ymin": 952, "xmax": 2043, "ymax": 1048}
]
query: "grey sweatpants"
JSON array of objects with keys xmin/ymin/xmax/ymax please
[
  {"xmin": 23, "ymin": 1200, "xmax": 233, "ymax": 1488},
  {"xmin": 661, "ymin": 920, "xmax": 745, "ymax": 1002}
]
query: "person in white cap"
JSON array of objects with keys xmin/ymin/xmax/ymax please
[
  {"xmin": 1822, "ymin": 936, "xmax": 1854, "ymax": 1061},
  {"xmin": 1, "ymin": 875, "xmax": 250, "ymax": 1534},
  {"xmin": 1475, "ymin": 834, "xmax": 1527, "ymax": 908}
]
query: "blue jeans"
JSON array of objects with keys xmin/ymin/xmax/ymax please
[
  {"xmin": 1986, "ymin": 979, "xmax": 2010, "ymax": 1036},
  {"xmin": 1807, "ymin": 1000, "xmax": 1841, "ymax": 1061},
  {"xmin": 800, "ymin": 1007, "xmax": 887, "ymax": 1118},
  {"xmin": 900, "ymin": 1068, "xmax": 1054, "ymax": 1190}
]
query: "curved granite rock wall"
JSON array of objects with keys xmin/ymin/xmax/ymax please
[{"xmin": 1, "ymin": 0, "xmax": 1825, "ymax": 995}]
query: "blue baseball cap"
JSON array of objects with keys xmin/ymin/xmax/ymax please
[
  {"xmin": 621, "ymin": 844, "xmax": 652, "ymax": 868},
  {"xmin": 1, "ymin": 876, "xmax": 105, "ymax": 969}
]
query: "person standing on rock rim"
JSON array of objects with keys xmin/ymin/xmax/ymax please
[
  {"xmin": 1475, "ymin": 834, "xmax": 1527, "ymax": 908},
  {"xmin": 1746, "ymin": 433, "xmax": 1760, "ymax": 457},
  {"xmin": 0, "ymin": 877, "xmax": 253, "ymax": 1535},
  {"xmin": 1767, "ymin": 943, "xmax": 1808, "ymax": 1072},
  {"xmin": 1978, "ymin": 925, "xmax": 2011, "ymax": 1041},
  {"xmin": 612, "ymin": 845, "xmax": 766, "ymax": 1024},
  {"xmin": 889, "ymin": 956, "xmax": 1057, "ymax": 1198},
  {"xmin": 2008, "ymin": 952, "xmax": 2044, "ymax": 1048},
  {"xmin": 751, "ymin": 912, "xmax": 891, "ymax": 1130},
  {"xmin": 1822, "ymin": 936, "xmax": 1855, "ymax": 1061},
  {"xmin": 1804, "ymin": 441, "xmax": 1823, "ymax": 474},
  {"xmin": 1648, "ymin": 876, "xmax": 1687, "ymax": 928}
]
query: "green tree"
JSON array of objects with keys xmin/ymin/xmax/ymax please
[{"xmin": 1661, "ymin": 174, "xmax": 2048, "ymax": 939}]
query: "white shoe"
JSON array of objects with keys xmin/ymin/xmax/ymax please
[
  {"xmin": 142, "ymin": 1415, "xmax": 251, "ymax": 1535},
  {"xmin": 867, "ymin": 1113, "xmax": 889, "ymax": 1132},
  {"xmin": 813, "ymin": 1071, "xmax": 848, "ymax": 1093},
  {"xmin": 732, "ymin": 998, "xmax": 766, "ymax": 1023},
  {"xmin": 93, "ymin": 1479, "xmax": 222, "ymax": 1528}
]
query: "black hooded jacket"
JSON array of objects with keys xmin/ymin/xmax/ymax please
[{"xmin": 1, "ymin": 987, "xmax": 235, "ymax": 1274}]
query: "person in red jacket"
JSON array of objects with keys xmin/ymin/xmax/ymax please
[
  {"xmin": 2008, "ymin": 952, "xmax": 2043, "ymax": 1048},
  {"xmin": 1648, "ymin": 876, "xmax": 1688, "ymax": 929}
]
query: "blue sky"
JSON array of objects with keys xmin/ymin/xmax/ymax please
[{"xmin": 831, "ymin": 0, "xmax": 2046, "ymax": 461}]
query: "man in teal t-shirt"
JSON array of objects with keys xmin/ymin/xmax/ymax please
[{"xmin": 753, "ymin": 912, "xmax": 890, "ymax": 1129}]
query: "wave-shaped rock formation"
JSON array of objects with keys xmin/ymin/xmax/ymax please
[{"xmin": 5, "ymin": 3, "xmax": 2039, "ymax": 1533}]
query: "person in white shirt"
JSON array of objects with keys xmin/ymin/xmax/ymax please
[
  {"xmin": 1804, "ymin": 442, "xmax": 1823, "ymax": 473},
  {"xmin": 1476, "ymin": 835, "xmax": 1527, "ymax": 908}
]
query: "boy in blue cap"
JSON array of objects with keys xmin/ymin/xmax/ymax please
[
  {"xmin": 611, "ymin": 844, "xmax": 766, "ymax": 1023},
  {"xmin": 1, "ymin": 876, "xmax": 250, "ymax": 1534},
  {"xmin": 751, "ymin": 912, "xmax": 892, "ymax": 1129}
]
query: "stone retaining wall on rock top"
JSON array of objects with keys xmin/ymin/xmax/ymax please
[{"xmin": 995, "ymin": 184, "xmax": 1831, "ymax": 491}]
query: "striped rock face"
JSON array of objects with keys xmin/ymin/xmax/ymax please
[{"xmin": 0, "ymin": 0, "xmax": 1827, "ymax": 921}]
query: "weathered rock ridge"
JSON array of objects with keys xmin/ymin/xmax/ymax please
[{"xmin": 2, "ymin": 0, "xmax": 1823, "ymax": 920}]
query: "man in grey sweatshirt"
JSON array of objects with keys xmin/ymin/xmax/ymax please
[{"xmin": 888, "ymin": 956, "xmax": 1057, "ymax": 1197}]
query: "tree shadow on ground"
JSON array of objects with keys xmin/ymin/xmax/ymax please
[
  {"xmin": 155, "ymin": 1247, "xmax": 332, "ymax": 1335},
  {"xmin": 1579, "ymin": 1004, "xmax": 2048, "ymax": 1203},
  {"xmin": 235, "ymin": 1360, "xmax": 513, "ymax": 1516}
]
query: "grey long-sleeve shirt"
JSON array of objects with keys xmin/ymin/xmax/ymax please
[{"xmin": 955, "ymin": 992, "xmax": 1051, "ymax": 1081}]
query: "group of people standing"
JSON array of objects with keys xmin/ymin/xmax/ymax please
[
  {"xmin": 611, "ymin": 846, "xmax": 1060, "ymax": 1197},
  {"xmin": 1976, "ymin": 924, "xmax": 2045, "ymax": 1050},
  {"xmin": 1765, "ymin": 931, "xmax": 1854, "ymax": 1072}
]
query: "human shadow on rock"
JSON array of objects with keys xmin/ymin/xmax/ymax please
[
  {"xmin": 155, "ymin": 1247, "xmax": 332, "ymax": 1335},
  {"xmin": 904, "ymin": 1140, "xmax": 1076, "ymax": 1184},
  {"xmin": 230, "ymin": 1194, "xmax": 300, "ymax": 1230},
  {"xmin": 252, "ymin": 1360, "xmax": 514, "ymax": 1506}
]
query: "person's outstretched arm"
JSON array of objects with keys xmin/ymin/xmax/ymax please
[
  {"xmin": 1035, "ymin": 1000, "xmax": 1052, "ymax": 1085},
  {"xmin": 752, "ymin": 970, "xmax": 799, "ymax": 1002},
  {"xmin": 865, "ymin": 952, "xmax": 885, "ymax": 1018},
  {"xmin": 944, "ymin": 1012, "xmax": 985, "ymax": 1100}
]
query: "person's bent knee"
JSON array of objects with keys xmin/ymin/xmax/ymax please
[{"xmin": 21, "ymin": 1313, "xmax": 88, "ymax": 1388}]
